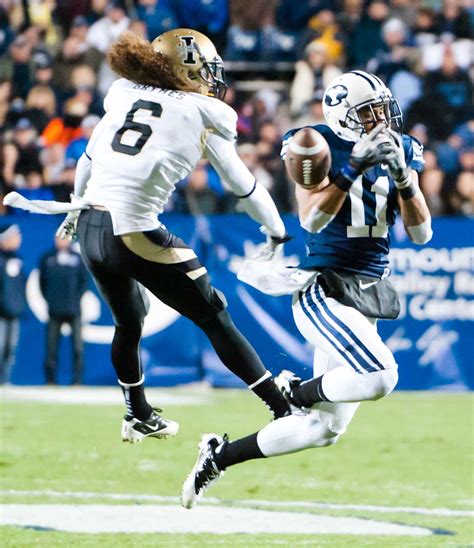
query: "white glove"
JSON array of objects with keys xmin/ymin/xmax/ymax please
[
  {"xmin": 384, "ymin": 128, "xmax": 411, "ymax": 189},
  {"xmin": 349, "ymin": 124, "xmax": 395, "ymax": 174},
  {"xmin": 56, "ymin": 210, "xmax": 80, "ymax": 240},
  {"xmin": 253, "ymin": 226, "xmax": 292, "ymax": 261}
]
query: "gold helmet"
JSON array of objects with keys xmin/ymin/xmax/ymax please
[{"xmin": 151, "ymin": 28, "xmax": 227, "ymax": 100}]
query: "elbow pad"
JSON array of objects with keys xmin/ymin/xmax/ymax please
[
  {"xmin": 407, "ymin": 219, "xmax": 433, "ymax": 244},
  {"xmin": 300, "ymin": 205, "xmax": 335, "ymax": 233}
]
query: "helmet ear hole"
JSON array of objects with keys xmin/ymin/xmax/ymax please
[{"xmin": 188, "ymin": 70, "xmax": 197, "ymax": 80}]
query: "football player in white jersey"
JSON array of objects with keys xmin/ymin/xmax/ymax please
[{"xmin": 52, "ymin": 29, "xmax": 293, "ymax": 441}]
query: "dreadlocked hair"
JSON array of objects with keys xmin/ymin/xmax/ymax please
[{"xmin": 107, "ymin": 32, "xmax": 195, "ymax": 91}]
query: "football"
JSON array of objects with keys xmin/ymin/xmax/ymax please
[{"xmin": 284, "ymin": 128, "xmax": 331, "ymax": 188}]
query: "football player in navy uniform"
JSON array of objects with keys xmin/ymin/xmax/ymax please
[{"xmin": 181, "ymin": 71, "xmax": 433, "ymax": 508}]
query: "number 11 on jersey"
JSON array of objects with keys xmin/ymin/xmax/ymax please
[{"xmin": 347, "ymin": 175, "xmax": 390, "ymax": 238}]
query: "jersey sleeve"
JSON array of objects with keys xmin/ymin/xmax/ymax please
[
  {"xmin": 194, "ymin": 95, "xmax": 238, "ymax": 142},
  {"xmin": 403, "ymin": 134, "xmax": 425, "ymax": 173}
]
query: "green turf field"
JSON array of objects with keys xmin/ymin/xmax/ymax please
[{"xmin": 1, "ymin": 387, "xmax": 473, "ymax": 546}]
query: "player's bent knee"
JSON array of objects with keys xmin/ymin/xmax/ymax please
[
  {"xmin": 312, "ymin": 430, "xmax": 340, "ymax": 448},
  {"xmin": 372, "ymin": 368, "xmax": 398, "ymax": 400},
  {"xmin": 305, "ymin": 420, "xmax": 342, "ymax": 448}
]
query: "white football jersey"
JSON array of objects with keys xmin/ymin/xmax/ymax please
[{"xmin": 82, "ymin": 78, "xmax": 239, "ymax": 235}]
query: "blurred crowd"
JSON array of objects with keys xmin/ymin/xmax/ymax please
[{"xmin": 0, "ymin": 0, "xmax": 473, "ymax": 218}]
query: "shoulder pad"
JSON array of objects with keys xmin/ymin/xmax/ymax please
[
  {"xmin": 403, "ymin": 134, "xmax": 425, "ymax": 172},
  {"xmin": 191, "ymin": 94, "xmax": 238, "ymax": 142}
]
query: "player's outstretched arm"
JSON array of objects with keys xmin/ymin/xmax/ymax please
[{"xmin": 205, "ymin": 132, "xmax": 287, "ymax": 239}]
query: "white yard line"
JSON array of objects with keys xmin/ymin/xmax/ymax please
[
  {"xmin": 0, "ymin": 504, "xmax": 434, "ymax": 535},
  {"xmin": 2, "ymin": 489, "xmax": 471, "ymax": 517},
  {"xmin": 0, "ymin": 386, "xmax": 210, "ymax": 406}
]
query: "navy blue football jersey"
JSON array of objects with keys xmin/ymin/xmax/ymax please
[{"xmin": 281, "ymin": 124, "xmax": 424, "ymax": 277}]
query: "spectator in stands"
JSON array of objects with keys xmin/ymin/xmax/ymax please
[
  {"xmin": 174, "ymin": 0, "xmax": 228, "ymax": 52},
  {"xmin": 412, "ymin": 7, "xmax": 438, "ymax": 47},
  {"xmin": 50, "ymin": 158, "xmax": 78, "ymax": 203},
  {"xmin": 53, "ymin": 0, "xmax": 90, "ymax": 37},
  {"xmin": 0, "ymin": 79, "xmax": 12, "ymax": 128},
  {"xmin": 70, "ymin": 15, "xmax": 90, "ymax": 43},
  {"xmin": 348, "ymin": 0, "xmax": 389, "ymax": 67},
  {"xmin": 39, "ymin": 236, "xmax": 88, "ymax": 385},
  {"xmin": 41, "ymin": 98, "xmax": 87, "ymax": 148},
  {"xmin": 237, "ymin": 143, "xmax": 273, "ymax": 192},
  {"xmin": 298, "ymin": 9, "xmax": 345, "ymax": 63},
  {"xmin": 52, "ymin": 36, "xmax": 97, "ymax": 95},
  {"xmin": 337, "ymin": 0, "xmax": 364, "ymax": 62},
  {"xmin": 433, "ymin": 0, "xmax": 471, "ymax": 40},
  {"xmin": 292, "ymin": 90, "xmax": 326, "ymax": 131},
  {"xmin": 255, "ymin": 121, "xmax": 293, "ymax": 212},
  {"xmin": 66, "ymin": 114, "xmax": 101, "ymax": 164},
  {"xmin": 289, "ymin": 40, "xmax": 341, "ymax": 118},
  {"xmin": 13, "ymin": 171, "xmax": 54, "ymax": 208},
  {"xmin": 388, "ymin": 0, "xmax": 418, "ymax": 28},
  {"xmin": 421, "ymin": 45, "xmax": 472, "ymax": 140},
  {"xmin": 2, "ymin": 117, "xmax": 43, "ymax": 190},
  {"xmin": 68, "ymin": 64, "xmax": 104, "ymax": 116},
  {"xmin": 178, "ymin": 160, "xmax": 227, "ymax": 215},
  {"xmin": 134, "ymin": 0, "xmax": 178, "ymax": 40},
  {"xmin": 225, "ymin": 0, "xmax": 277, "ymax": 61},
  {"xmin": 128, "ymin": 18, "xmax": 148, "ymax": 40},
  {"xmin": 366, "ymin": 17, "xmax": 417, "ymax": 85},
  {"xmin": 419, "ymin": 149, "xmax": 445, "ymax": 217},
  {"xmin": 31, "ymin": 51, "xmax": 55, "ymax": 90},
  {"xmin": 24, "ymin": 84, "xmax": 57, "ymax": 133},
  {"xmin": 86, "ymin": 1, "xmax": 129, "ymax": 55},
  {"xmin": 9, "ymin": 34, "xmax": 33, "ymax": 99},
  {"xmin": 0, "ymin": 224, "xmax": 27, "ymax": 384},
  {"xmin": 448, "ymin": 148, "xmax": 474, "ymax": 216},
  {"xmin": 275, "ymin": 0, "xmax": 325, "ymax": 32},
  {"xmin": 0, "ymin": 5, "xmax": 15, "ymax": 57}
]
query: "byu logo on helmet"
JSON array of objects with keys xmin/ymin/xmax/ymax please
[{"xmin": 324, "ymin": 85, "xmax": 348, "ymax": 107}]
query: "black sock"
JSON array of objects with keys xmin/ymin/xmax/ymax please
[
  {"xmin": 120, "ymin": 383, "xmax": 153, "ymax": 420},
  {"xmin": 200, "ymin": 311, "xmax": 290, "ymax": 418},
  {"xmin": 291, "ymin": 375, "xmax": 330, "ymax": 408},
  {"xmin": 251, "ymin": 377, "xmax": 290, "ymax": 419},
  {"xmin": 214, "ymin": 433, "xmax": 265, "ymax": 470}
]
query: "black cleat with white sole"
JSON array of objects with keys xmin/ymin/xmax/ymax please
[
  {"xmin": 181, "ymin": 433, "xmax": 226, "ymax": 509},
  {"xmin": 121, "ymin": 408, "xmax": 179, "ymax": 443}
]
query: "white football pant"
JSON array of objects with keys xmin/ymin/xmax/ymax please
[{"xmin": 257, "ymin": 281, "xmax": 398, "ymax": 457}]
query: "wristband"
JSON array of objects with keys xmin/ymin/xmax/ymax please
[
  {"xmin": 270, "ymin": 233, "xmax": 293, "ymax": 244},
  {"xmin": 399, "ymin": 185, "xmax": 416, "ymax": 200},
  {"xmin": 333, "ymin": 171, "xmax": 354, "ymax": 192},
  {"xmin": 341, "ymin": 162, "xmax": 360, "ymax": 182}
]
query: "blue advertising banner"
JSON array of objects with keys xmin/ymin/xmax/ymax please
[{"xmin": 3, "ymin": 213, "xmax": 473, "ymax": 390}]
